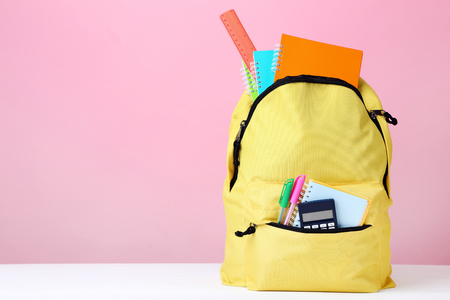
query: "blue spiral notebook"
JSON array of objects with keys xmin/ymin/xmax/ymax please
[
  {"xmin": 293, "ymin": 180, "xmax": 371, "ymax": 228},
  {"xmin": 253, "ymin": 50, "xmax": 275, "ymax": 95}
]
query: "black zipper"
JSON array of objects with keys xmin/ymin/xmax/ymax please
[
  {"xmin": 230, "ymin": 75, "xmax": 393, "ymax": 196},
  {"xmin": 235, "ymin": 222, "xmax": 371, "ymax": 237},
  {"xmin": 268, "ymin": 222, "xmax": 371, "ymax": 234},
  {"xmin": 370, "ymin": 110, "xmax": 398, "ymax": 125}
]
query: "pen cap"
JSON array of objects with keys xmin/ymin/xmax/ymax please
[
  {"xmin": 279, "ymin": 179, "xmax": 294, "ymax": 208},
  {"xmin": 289, "ymin": 175, "xmax": 306, "ymax": 204}
]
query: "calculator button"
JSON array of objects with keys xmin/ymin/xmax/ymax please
[
  {"xmin": 304, "ymin": 226, "xmax": 311, "ymax": 229},
  {"xmin": 312, "ymin": 225, "xmax": 319, "ymax": 229},
  {"xmin": 328, "ymin": 222, "xmax": 335, "ymax": 227},
  {"xmin": 329, "ymin": 227, "xmax": 335, "ymax": 229},
  {"xmin": 320, "ymin": 224, "xmax": 326, "ymax": 228}
]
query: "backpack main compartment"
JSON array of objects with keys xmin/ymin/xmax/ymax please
[{"xmin": 220, "ymin": 75, "xmax": 395, "ymax": 292}]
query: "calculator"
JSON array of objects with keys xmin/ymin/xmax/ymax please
[{"xmin": 297, "ymin": 199, "xmax": 338, "ymax": 230}]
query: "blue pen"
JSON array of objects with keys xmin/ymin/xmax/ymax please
[{"xmin": 278, "ymin": 179, "xmax": 294, "ymax": 223}]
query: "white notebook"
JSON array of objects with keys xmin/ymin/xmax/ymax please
[{"xmin": 293, "ymin": 180, "xmax": 371, "ymax": 228}]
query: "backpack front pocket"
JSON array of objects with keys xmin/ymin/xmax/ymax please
[
  {"xmin": 242, "ymin": 180, "xmax": 392, "ymax": 292},
  {"xmin": 244, "ymin": 223, "xmax": 380, "ymax": 292}
]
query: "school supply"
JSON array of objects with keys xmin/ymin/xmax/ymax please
[
  {"xmin": 283, "ymin": 175, "xmax": 306, "ymax": 225},
  {"xmin": 220, "ymin": 10, "xmax": 257, "ymax": 80},
  {"xmin": 221, "ymin": 74, "xmax": 397, "ymax": 292},
  {"xmin": 272, "ymin": 34, "xmax": 363, "ymax": 88},
  {"xmin": 240, "ymin": 60, "xmax": 258, "ymax": 100},
  {"xmin": 296, "ymin": 199, "xmax": 337, "ymax": 230},
  {"xmin": 293, "ymin": 179, "xmax": 371, "ymax": 228},
  {"xmin": 278, "ymin": 178, "xmax": 294, "ymax": 223},
  {"xmin": 253, "ymin": 50, "xmax": 276, "ymax": 95}
]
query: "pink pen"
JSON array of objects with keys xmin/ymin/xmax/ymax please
[{"xmin": 283, "ymin": 175, "xmax": 306, "ymax": 225}]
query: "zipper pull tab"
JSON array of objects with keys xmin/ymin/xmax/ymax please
[
  {"xmin": 369, "ymin": 110, "xmax": 398, "ymax": 125},
  {"xmin": 235, "ymin": 120, "xmax": 247, "ymax": 143},
  {"xmin": 383, "ymin": 111, "xmax": 398, "ymax": 125},
  {"xmin": 235, "ymin": 223, "xmax": 257, "ymax": 237},
  {"xmin": 232, "ymin": 120, "xmax": 246, "ymax": 169}
]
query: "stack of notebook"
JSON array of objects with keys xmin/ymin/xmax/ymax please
[{"xmin": 221, "ymin": 10, "xmax": 363, "ymax": 99}]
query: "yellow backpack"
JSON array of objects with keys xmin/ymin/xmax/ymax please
[{"xmin": 220, "ymin": 75, "xmax": 397, "ymax": 292}]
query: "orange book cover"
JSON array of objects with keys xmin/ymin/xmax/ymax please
[{"xmin": 274, "ymin": 34, "xmax": 363, "ymax": 88}]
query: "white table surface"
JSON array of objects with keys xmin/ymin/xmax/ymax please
[{"xmin": 0, "ymin": 264, "xmax": 449, "ymax": 299}]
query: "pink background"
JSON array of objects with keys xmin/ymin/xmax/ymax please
[{"xmin": 1, "ymin": 1, "xmax": 449, "ymax": 265}]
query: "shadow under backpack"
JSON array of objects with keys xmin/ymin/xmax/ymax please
[{"xmin": 220, "ymin": 75, "xmax": 398, "ymax": 292}]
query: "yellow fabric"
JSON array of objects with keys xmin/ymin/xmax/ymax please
[{"xmin": 220, "ymin": 77, "xmax": 395, "ymax": 292}]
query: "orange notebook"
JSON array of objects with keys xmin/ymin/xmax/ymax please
[{"xmin": 273, "ymin": 34, "xmax": 363, "ymax": 88}]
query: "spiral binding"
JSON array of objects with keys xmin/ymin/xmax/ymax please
[
  {"xmin": 248, "ymin": 61, "xmax": 257, "ymax": 82},
  {"xmin": 252, "ymin": 62, "xmax": 262, "ymax": 90},
  {"xmin": 287, "ymin": 182, "xmax": 308, "ymax": 226},
  {"xmin": 271, "ymin": 44, "xmax": 284, "ymax": 72},
  {"xmin": 240, "ymin": 66, "xmax": 257, "ymax": 95}
]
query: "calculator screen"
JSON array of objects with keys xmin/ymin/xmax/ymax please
[{"xmin": 302, "ymin": 210, "xmax": 333, "ymax": 222}]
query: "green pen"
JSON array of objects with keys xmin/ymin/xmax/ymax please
[{"xmin": 278, "ymin": 178, "xmax": 294, "ymax": 223}]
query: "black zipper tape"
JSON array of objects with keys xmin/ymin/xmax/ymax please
[
  {"xmin": 234, "ymin": 222, "xmax": 372, "ymax": 237},
  {"xmin": 268, "ymin": 222, "xmax": 372, "ymax": 234},
  {"xmin": 229, "ymin": 75, "xmax": 390, "ymax": 197}
]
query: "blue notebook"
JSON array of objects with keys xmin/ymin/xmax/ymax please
[
  {"xmin": 293, "ymin": 180, "xmax": 371, "ymax": 228},
  {"xmin": 253, "ymin": 50, "xmax": 276, "ymax": 95}
]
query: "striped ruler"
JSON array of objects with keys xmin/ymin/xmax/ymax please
[{"xmin": 220, "ymin": 9, "xmax": 257, "ymax": 76}]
